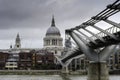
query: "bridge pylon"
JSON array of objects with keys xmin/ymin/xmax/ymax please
[{"xmin": 88, "ymin": 61, "xmax": 109, "ymax": 80}]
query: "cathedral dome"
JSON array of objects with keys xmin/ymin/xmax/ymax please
[
  {"xmin": 46, "ymin": 26, "xmax": 61, "ymax": 36},
  {"xmin": 46, "ymin": 16, "xmax": 61, "ymax": 36}
]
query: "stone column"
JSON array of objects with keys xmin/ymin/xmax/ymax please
[
  {"xmin": 57, "ymin": 39, "xmax": 59, "ymax": 46},
  {"xmin": 88, "ymin": 61, "xmax": 109, "ymax": 80}
]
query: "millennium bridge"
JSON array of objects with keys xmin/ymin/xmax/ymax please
[{"xmin": 56, "ymin": 0, "xmax": 120, "ymax": 80}]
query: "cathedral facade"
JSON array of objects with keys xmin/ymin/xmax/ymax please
[{"xmin": 43, "ymin": 16, "xmax": 63, "ymax": 56}]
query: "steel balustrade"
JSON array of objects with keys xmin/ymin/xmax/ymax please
[{"xmin": 90, "ymin": 26, "xmax": 120, "ymax": 40}]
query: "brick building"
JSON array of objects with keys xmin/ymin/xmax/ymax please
[
  {"xmin": 0, "ymin": 49, "xmax": 55, "ymax": 70},
  {"xmin": 34, "ymin": 50, "xmax": 55, "ymax": 69},
  {"xmin": 0, "ymin": 52, "xmax": 9, "ymax": 69},
  {"xmin": 18, "ymin": 52, "xmax": 33, "ymax": 70}
]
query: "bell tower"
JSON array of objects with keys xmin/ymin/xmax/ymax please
[{"xmin": 14, "ymin": 33, "xmax": 21, "ymax": 49}]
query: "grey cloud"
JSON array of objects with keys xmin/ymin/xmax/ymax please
[
  {"xmin": 0, "ymin": 0, "xmax": 114, "ymax": 29},
  {"xmin": 0, "ymin": 0, "xmax": 118, "ymax": 48}
]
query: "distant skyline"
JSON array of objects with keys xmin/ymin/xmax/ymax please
[{"xmin": 0, "ymin": 0, "xmax": 119, "ymax": 49}]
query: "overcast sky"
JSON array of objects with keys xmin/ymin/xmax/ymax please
[{"xmin": 0, "ymin": 0, "xmax": 119, "ymax": 49}]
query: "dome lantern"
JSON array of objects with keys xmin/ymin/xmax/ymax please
[{"xmin": 46, "ymin": 16, "xmax": 61, "ymax": 36}]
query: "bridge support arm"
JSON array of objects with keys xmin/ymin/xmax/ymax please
[
  {"xmin": 99, "ymin": 45, "xmax": 117, "ymax": 61},
  {"xmin": 104, "ymin": 19, "xmax": 120, "ymax": 28},
  {"xmin": 70, "ymin": 31, "xmax": 98, "ymax": 61},
  {"xmin": 55, "ymin": 55, "xmax": 64, "ymax": 66},
  {"xmin": 70, "ymin": 41, "xmax": 77, "ymax": 46}
]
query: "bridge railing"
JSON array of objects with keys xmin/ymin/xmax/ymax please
[{"xmin": 90, "ymin": 25, "xmax": 120, "ymax": 41}]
